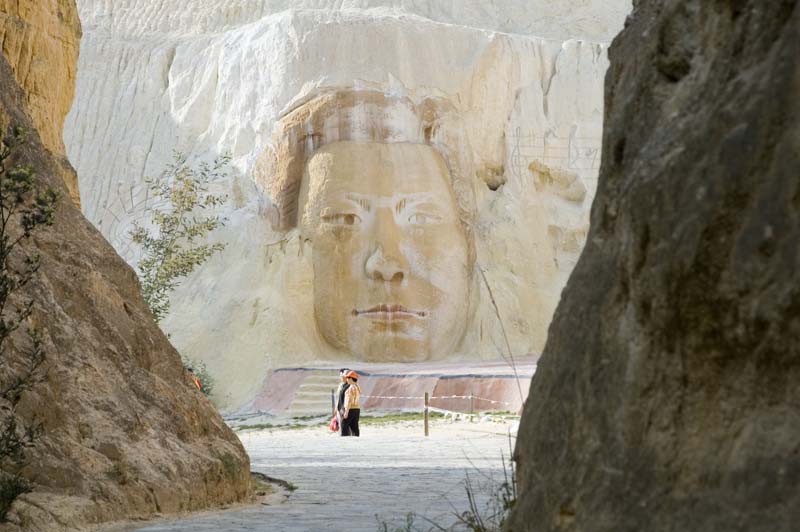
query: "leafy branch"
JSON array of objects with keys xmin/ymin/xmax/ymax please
[
  {"xmin": 131, "ymin": 151, "xmax": 229, "ymax": 324},
  {"xmin": 131, "ymin": 151, "xmax": 229, "ymax": 396}
]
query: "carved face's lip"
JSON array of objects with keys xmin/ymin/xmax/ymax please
[{"xmin": 352, "ymin": 304, "xmax": 428, "ymax": 320}]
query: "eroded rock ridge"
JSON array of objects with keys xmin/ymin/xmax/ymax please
[{"xmin": 0, "ymin": 1, "xmax": 250, "ymax": 529}]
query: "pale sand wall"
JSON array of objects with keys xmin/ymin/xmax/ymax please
[{"xmin": 64, "ymin": 0, "xmax": 631, "ymax": 410}]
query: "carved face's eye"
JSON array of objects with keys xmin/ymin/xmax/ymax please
[
  {"xmin": 322, "ymin": 213, "xmax": 361, "ymax": 226},
  {"xmin": 408, "ymin": 213, "xmax": 441, "ymax": 225}
]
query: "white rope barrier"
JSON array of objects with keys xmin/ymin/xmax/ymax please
[
  {"xmin": 360, "ymin": 394, "xmax": 513, "ymax": 406},
  {"xmin": 432, "ymin": 395, "xmax": 512, "ymax": 405},
  {"xmin": 359, "ymin": 395, "xmax": 422, "ymax": 400}
]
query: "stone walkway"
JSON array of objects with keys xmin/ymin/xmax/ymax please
[{"xmin": 131, "ymin": 421, "xmax": 515, "ymax": 531}]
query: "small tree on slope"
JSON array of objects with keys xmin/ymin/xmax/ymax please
[
  {"xmin": 131, "ymin": 152, "xmax": 228, "ymax": 395},
  {"xmin": 131, "ymin": 151, "xmax": 228, "ymax": 323}
]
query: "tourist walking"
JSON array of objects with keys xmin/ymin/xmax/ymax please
[
  {"xmin": 333, "ymin": 368, "xmax": 350, "ymax": 434},
  {"xmin": 342, "ymin": 370, "xmax": 361, "ymax": 437}
]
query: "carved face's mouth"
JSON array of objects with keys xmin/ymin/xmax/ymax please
[{"xmin": 352, "ymin": 304, "xmax": 428, "ymax": 320}]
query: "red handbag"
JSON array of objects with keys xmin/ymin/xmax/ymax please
[{"xmin": 329, "ymin": 415, "xmax": 339, "ymax": 432}]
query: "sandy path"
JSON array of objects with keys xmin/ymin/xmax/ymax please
[{"xmin": 130, "ymin": 421, "xmax": 515, "ymax": 531}]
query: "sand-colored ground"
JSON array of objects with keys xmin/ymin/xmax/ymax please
[{"xmin": 123, "ymin": 419, "xmax": 517, "ymax": 531}]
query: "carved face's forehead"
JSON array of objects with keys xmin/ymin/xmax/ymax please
[{"xmin": 305, "ymin": 141, "xmax": 454, "ymax": 206}]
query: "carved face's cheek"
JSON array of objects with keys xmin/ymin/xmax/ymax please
[
  {"xmin": 401, "ymin": 232, "xmax": 466, "ymax": 300},
  {"xmin": 404, "ymin": 220, "xmax": 464, "ymax": 269}
]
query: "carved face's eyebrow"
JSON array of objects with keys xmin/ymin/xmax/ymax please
[
  {"xmin": 343, "ymin": 193, "xmax": 371, "ymax": 211},
  {"xmin": 337, "ymin": 193, "xmax": 441, "ymax": 212},
  {"xmin": 396, "ymin": 198, "xmax": 407, "ymax": 215},
  {"xmin": 396, "ymin": 194, "xmax": 439, "ymax": 212}
]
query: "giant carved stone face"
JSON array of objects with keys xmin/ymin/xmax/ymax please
[{"xmin": 298, "ymin": 141, "xmax": 471, "ymax": 362}]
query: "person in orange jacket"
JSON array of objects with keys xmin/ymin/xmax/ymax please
[{"xmin": 187, "ymin": 367, "xmax": 202, "ymax": 391}]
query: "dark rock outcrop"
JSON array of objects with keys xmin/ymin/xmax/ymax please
[
  {"xmin": 510, "ymin": 1, "xmax": 799, "ymax": 531},
  {"xmin": 0, "ymin": 3, "xmax": 250, "ymax": 530}
]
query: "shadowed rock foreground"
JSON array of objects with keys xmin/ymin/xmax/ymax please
[
  {"xmin": 511, "ymin": 1, "xmax": 799, "ymax": 531},
  {"xmin": 0, "ymin": 1, "xmax": 250, "ymax": 530}
]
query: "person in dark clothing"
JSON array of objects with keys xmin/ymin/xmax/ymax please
[
  {"xmin": 341, "ymin": 371, "xmax": 361, "ymax": 437},
  {"xmin": 334, "ymin": 368, "xmax": 350, "ymax": 434}
]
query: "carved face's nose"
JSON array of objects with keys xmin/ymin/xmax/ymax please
[{"xmin": 365, "ymin": 245, "xmax": 407, "ymax": 282}]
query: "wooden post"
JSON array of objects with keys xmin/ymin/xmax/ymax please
[
  {"xmin": 470, "ymin": 392, "xmax": 474, "ymax": 421},
  {"xmin": 424, "ymin": 392, "xmax": 429, "ymax": 437}
]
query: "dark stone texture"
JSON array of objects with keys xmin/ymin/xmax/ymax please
[{"xmin": 509, "ymin": 1, "xmax": 799, "ymax": 531}]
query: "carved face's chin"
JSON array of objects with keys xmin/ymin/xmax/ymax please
[
  {"xmin": 351, "ymin": 330, "xmax": 435, "ymax": 363},
  {"xmin": 342, "ymin": 308, "xmax": 466, "ymax": 362}
]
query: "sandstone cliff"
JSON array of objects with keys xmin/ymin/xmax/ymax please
[
  {"xmin": 0, "ymin": 2, "xmax": 250, "ymax": 530},
  {"xmin": 0, "ymin": 0, "xmax": 81, "ymax": 205},
  {"xmin": 510, "ymin": 1, "xmax": 799, "ymax": 530}
]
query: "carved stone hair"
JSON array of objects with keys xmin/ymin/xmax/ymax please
[{"xmin": 253, "ymin": 89, "xmax": 477, "ymax": 262}]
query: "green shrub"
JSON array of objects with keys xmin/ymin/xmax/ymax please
[
  {"xmin": 0, "ymin": 127, "xmax": 59, "ymax": 521},
  {"xmin": 131, "ymin": 152, "xmax": 229, "ymax": 324},
  {"xmin": 0, "ymin": 474, "xmax": 31, "ymax": 522},
  {"xmin": 184, "ymin": 358, "xmax": 215, "ymax": 397}
]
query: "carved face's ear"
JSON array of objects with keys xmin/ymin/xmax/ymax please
[
  {"xmin": 419, "ymin": 99, "xmax": 440, "ymax": 144},
  {"xmin": 262, "ymin": 202, "xmax": 280, "ymax": 230}
]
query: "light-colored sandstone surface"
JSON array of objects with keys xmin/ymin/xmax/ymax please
[
  {"xmin": 73, "ymin": 0, "xmax": 627, "ymax": 42},
  {"xmin": 64, "ymin": 0, "xmax": 631, "ymax": 410},
  {"xmin": 124, "ymin": 421, "xmax": 516, "ymax": 532}
]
